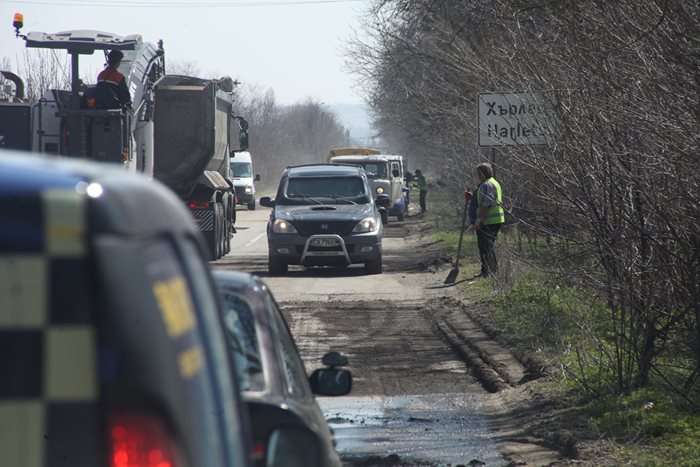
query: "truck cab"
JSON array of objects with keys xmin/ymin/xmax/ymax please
[
  {"xmin": 328, "ymin": 154, "xmax": 407, "ymax": 221},
  {"xmin": 0, "ymin": 151, "xmax": 251, "ymax": 467}
]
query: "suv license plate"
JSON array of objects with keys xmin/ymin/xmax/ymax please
[{"xmin": 310, "ymin": 238, "xmax": 340, "ymax": 247}]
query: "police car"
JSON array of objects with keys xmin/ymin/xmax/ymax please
[{"xmin": 0, "ymin": 152, "xmax": 251, "ymax": 467}]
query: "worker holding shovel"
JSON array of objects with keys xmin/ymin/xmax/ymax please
[
  {"xmin": 473, "ymin": 162, "xmax": 505, "ymax": 279},
  {"xmin": 443, "ymin": 162, "xmax": 505, "ymax": 285}
]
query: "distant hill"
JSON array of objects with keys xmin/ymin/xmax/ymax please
[{"xmin": 330, "ymin": 103, "xmax": 375, "ymax": 144}]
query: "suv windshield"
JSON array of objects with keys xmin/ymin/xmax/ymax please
[
  {"xmin": 282, "ymin": 176, "xmax": 369, "ymax": 205},
  {"xmin": 231, "ymin": 162, "xmax": 252, "ymax": 177}
]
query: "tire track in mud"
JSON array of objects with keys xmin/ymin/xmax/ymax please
[{"xmin": 280, "ymin": 299, "xmax": 485, "ymax": 396}]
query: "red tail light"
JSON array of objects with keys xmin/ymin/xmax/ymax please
[
  {"xmin": 251, "ymin": 441, "xmax": 265, "ymax": 462},
  {"xmin": 109, "ymin": 412, "xmax": 184, "ymax": 467},
  {"xmin": 187, "ymin": 201, "xmax": 209, "ymax": 209}
]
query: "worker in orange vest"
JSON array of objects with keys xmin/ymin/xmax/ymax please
[{"xmin": 95, "ymin": 50, "xmax": 131, "ymax": 109}]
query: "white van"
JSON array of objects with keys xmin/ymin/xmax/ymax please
[{"xmin": 230, "ymin": 151, "xmax": 259, "ymax": 210}]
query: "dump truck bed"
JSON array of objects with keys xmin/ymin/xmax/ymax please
[{"xmin": 153, "ymin": 75, "xmax": 230, "ymax": 196}]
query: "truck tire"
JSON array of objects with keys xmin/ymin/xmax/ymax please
[
  {"xmin": 207, "ymin": 225, "xmax": 217, "ymax": 261},
  {"xmin": 224, "ymin": 221, "xmax": 231, "ymax": 255},
  {"xmin": 216, "ymin": 203, "xmax": 225, "ymax": 259},
  {"xmin": 268, "ymin": 258, "xmax": 288, "ymax": 275},
  {"xmin": 225, "ymin": 200, "xmax": 233, "ymax": 255},
  {"xmin": 365, "ymin": 254, "xmax": 383, "ymax": 275},
  {"xmin": 248, "ymin": 200, "xmax": 256, "ymax": 211}
]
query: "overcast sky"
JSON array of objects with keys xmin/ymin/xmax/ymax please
[{"xmin": 0, "ymin": 0, "xmax": 370, "ymax": 105}]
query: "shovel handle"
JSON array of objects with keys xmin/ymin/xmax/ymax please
[{"xmin": 454, "ymin": 193, "xmax": 471, "ymax": 269}]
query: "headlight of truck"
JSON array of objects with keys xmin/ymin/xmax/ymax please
[
  {"xmin": 353, "ymin": 217, "xmax": 377, "ymax": 233},
  {"xmin": 245, "ymin": 185, "xmax": 253, "ymax": 194},
  {"xmin": 376, "ymin": 187, "xmax": 384, "ymax": 194},
  {"xmin": 272, "ymin": 219, "xmax": 297, "ymax": 234}
]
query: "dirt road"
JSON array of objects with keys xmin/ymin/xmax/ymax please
[{"xmin": 213, "ymin": 206, "xmax": 561, "ymax": 466}]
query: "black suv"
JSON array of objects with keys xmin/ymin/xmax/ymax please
[{"xmin": 260, "ymin": 164, "xmax": 389, "ymax": 275}]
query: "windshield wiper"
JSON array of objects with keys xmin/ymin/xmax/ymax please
[{"xmin": 287, "ymin": 193, "xmax": 324, "ymax": 205}]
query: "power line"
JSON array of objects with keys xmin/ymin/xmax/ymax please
[{"xmin": 0, "ymin": 0, "xmax": 365, "ymax": 7}]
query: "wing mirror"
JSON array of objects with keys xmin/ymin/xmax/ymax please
[
  {"xmin": 266, "ymin": 426, "xmax": 321, "ymax": 467},
  {"xmin": 309, "ymin": 351, "xmax": 352, "ymax": 396},
  {"xmin": 255, "ymin": 174, "xmax": 261, "ymax": 182},
  {"xmin": 232, "ymin": 116, "xmax": 249, "ymax": 152},
  {"xmin": 259, "ymin": 196, "xmax": 274, "ymax": 208}
]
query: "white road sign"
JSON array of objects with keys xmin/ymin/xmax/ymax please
[{"xmin": 477, "ymin": 92, "xmax": 549, "ymax": 147}]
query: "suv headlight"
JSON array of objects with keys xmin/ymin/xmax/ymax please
[
  {"xmin": 245, "ymin": 185, "xmax": 253, "ymax": 194},
  {"xmin": 353, "ymin": 217, "xmax": 377, "ymax": 233},
  {"xmin": 272, "ymin": 219, "xmax": 297, "ymax": 234},
  {"xmin": 376, "ymin": 187, "xmax": 384, "ymax": 194}
]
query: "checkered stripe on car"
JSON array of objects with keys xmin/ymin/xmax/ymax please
[{"xmin": 0, "ymin": 188, "xmax": 100, "ymax": 467}]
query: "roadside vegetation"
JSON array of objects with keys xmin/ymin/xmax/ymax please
[
  {"xmin": 430, "ymin": 197, "xmax": 700, "ymax": 464},
  {"xmin": 351, "ymin": 1, "xmax": 700, "ymax": 463}
]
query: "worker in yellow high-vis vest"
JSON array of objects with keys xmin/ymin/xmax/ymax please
[{"xmin": 473, "ymin": 162, "xmax": 505, "ymax": 278}]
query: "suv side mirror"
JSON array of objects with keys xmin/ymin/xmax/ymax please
[
  {"xmin": 309, "ymin": 351, "xmax": 352, "ymax": 396},
  {"xmin": 255, "ymin": 174, "xmax": 261, "ymax": 182},
  {"xmin": 232, "ymin": 116, "xmax": 250, "ymax": 152},
  {"xmin": 259, "ymin": 196, "xmax": 274, "ymax": 207},
  {"xmin": 309, "ymin": 368, "xmax": 352, "ymax": 396}
]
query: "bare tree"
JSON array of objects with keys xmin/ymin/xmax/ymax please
[
  {"xmin": 166, "ymin": 59, "xmax": 201, "ymax": 77},
  {"xmin": 11, "ymin": 49, "xmax": 72, "ymax": 101},
  {"xmin": 235, "ymin": 86, "xmax": 349, "ymax": 185},
  {"xmin": 350, "ymin": 0, "xmax": 700, "ymax": 398}
]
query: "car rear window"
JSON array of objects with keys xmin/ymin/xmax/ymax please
[
  {"xmin": 264, "ymin": 291, "xmax": 311, "ymax": 400},
  {"xmin": 219, "ymin": 291, "xmax": 266, "ymax": 392}
]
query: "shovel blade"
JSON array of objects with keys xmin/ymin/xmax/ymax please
[{"xmin": 444, "ymin": 267, "xmax": 459, "ymax": 284}]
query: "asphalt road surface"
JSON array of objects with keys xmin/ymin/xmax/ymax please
[{"xmin": 213, "ymin": 205, "xmax": 511, "ymax": 466}]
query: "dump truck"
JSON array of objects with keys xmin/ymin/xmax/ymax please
[{"xmin": 153, "ymin": 74, "xmax": 249, "ymax": 260}]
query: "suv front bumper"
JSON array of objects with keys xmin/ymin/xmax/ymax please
[{"xmin": 267, "ymin": 231, "xmax": 381, "ymax": 266}]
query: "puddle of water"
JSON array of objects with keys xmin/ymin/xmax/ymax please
[{"xmin": 319, "ymin": 394, "xmax": 505, "ymax": 466}]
